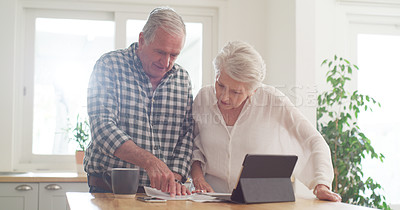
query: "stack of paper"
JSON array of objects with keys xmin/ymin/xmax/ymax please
[{"xmin": 143, "ymin": 186, "xmax": 229, "ymax": 203}]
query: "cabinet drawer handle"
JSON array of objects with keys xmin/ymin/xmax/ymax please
[
  {"xmin": 45, "ymin": 184, "xmax": 62, "ymax": 191},
  {"xmin": 15, "ymin": 184, "xmax": 33, "ymax": 191}
]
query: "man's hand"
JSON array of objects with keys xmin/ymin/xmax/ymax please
[
  {"xmin": 314, "ymin": 184, "xmax": 342, "ymax": 202},
  {"xmin": 171, "ymin": 173, "xmax": 191, "ymax": 196},
  {"xmin": 142, "ymin": 159, "xmax": 191, "ymax": 197},
  {"xmin": 144, "ymin": 158, "xmax": 176, "ymax": 195},
  {"xmin": 114, "ymin": 140, "xmax": 190, "ymax": 197}
]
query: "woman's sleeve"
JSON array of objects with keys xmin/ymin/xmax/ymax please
[
  {"xmin": 191, "ymin": 89, "xmax": 208, "ymax": 174},
  {"xmin": 281, "ymin": 97, "xmax": 334, "ymax": 190}
]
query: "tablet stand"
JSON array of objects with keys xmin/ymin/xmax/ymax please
[{"xmin": 231, "ymin": 177, "xmax": 295, "ymax": 204}]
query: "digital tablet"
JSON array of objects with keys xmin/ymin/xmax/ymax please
[{"xmin": 213, "ymin": 154, "xmax": 298, "ymax": 204}]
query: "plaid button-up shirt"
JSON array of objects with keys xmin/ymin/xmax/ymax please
[{"xmin": 84, "ymin": 43, "xmax": 194, "ymax": 186}]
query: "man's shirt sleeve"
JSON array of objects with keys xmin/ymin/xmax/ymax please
[{"xmin": 87, "ymin": 56, "xmax": 132, "ymax": 156}]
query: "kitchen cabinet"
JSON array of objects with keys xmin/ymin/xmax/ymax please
[
  {"xmin": 39, "ymin": 182, "xmax": 88, "ymax": 210},
  {"xmin": 0, "ymin": 183, "xmax": 38, "ymax": 210},
  {"xmin": 0, "ymin": 182, "xmax": 88, "ymax": 210}
]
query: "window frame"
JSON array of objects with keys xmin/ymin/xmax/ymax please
[
  {"xmin": 346, "ymin": 7, "xmax": 400, "ymax": 207},
  {"xmin": 18, "ymin": 9, "xmax": 115, "ymax": 171},
  {"xmin": 15, "ymin": 3, "xmax": 218, "ymax": 171}
]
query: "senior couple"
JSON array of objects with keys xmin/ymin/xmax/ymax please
[{"xmin": 84, "ymin": 6, "xmax": 341, "ymax": 202}]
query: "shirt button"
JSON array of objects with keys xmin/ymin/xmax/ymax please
[
  {"xmin": 154, "ymin": 146, "xmax": 159, "ymax": 150},
  {"xmin": 152, "ymin": 98, "xmax": 155, "ymax": 103}
]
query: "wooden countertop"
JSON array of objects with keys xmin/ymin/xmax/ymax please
[
  {"xmin": 67, "ymin": 192, "xmax": 373, "ymax": 210},
  {"xmin": 0, "ymin": 172, "xmax": 87, "ymax": 183}
]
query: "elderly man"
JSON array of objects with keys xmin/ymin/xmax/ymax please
[{"xmin": 84, "ymin": 7, "xmax": 194, "ymax": 197}]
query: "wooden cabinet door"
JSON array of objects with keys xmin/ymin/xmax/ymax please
[
  {"xmin": 38, "ymin": 182, "xmax": 88, "ymax": 210},
  {"xmin": 0, "ymin": 183, "xmax": 39, "ymax": 210}
]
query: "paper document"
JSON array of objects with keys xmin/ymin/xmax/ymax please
[{"xmin": 143, "ymin": 186, "xmax": 226, "ymax": 202}]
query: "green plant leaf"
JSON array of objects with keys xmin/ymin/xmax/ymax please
[
  {"xmin": 68, "ymin": 114, "xmax": 91, "ymax": 151},
  {"xmin": 316, "ymin": 56, "xmax": 388, "ymax": 209},
  {"xmin": 348, "ymin": 66, "xmax": 352, "ymax": 74}
]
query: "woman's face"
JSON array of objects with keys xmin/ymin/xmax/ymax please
[{"xmin": 215, "ymin": 69, "xmax": 253, "ymax": 110}]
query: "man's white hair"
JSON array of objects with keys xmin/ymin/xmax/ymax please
[{"xmin": 142, "ymin": 7, "xmax": 186, "ymax": 45}]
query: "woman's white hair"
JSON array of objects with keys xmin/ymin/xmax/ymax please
[
  {"xmin": 142, "ymin": 7, "xmax": 186, "ymax": 45},
  {"xmin": 213, "ymin": 41, "xmax": 266, "ymax": 91}
]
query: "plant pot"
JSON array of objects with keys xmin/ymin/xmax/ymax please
[{"xmin": 75, "ymin": 150, "xmax": 86, "ymax": 175}]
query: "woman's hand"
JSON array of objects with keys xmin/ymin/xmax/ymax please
[
  {"xmin": 314, "ymin": 184, "xmax": 342, "ymax": 202},
  {"xmin": 192, "ymin": 176, "xmax": 215, "ymax": 193},
  {"xmin": 191, "ymin": 161, "xmax": 214, "ymax": 193}
]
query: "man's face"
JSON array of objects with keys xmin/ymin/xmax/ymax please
[{"xmin": 137, "ymin": 28, "xmax": 185, "ymax": 83}]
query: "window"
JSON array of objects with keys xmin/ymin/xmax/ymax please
[
  {"xmin": 347, "ymin": 14, "xmax": 400, "ymax": 204},
  {"xmin": 32, "ymin": 18, "xmax": 114, "ymax": 155},
  {"xmin": 357, "ymin": 33, "xmax": 400, "ymax": 206},
  {"xmin": 337, "ymin": 1, "xmax": 400, "ymax": 206},
  {"xmin": 17, "ymin": 5, "xmax": 217, "ymax": 171}
]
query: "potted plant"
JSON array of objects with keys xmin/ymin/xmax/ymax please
[
  {"xmin": 316, "ymin": 55, "xmax": 389, "ymax": 209},
  {"xmin": 69, "ymin": 114, "xmax": 90, "ymax": 175}
]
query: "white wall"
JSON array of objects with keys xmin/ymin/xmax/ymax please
[
  {"xmin": 0, "ymin": 0, "xmax": 17, "ymax": 171},
  {"xmin": 219, "ymin": 0, "xmax": 317, "ymax": 122},
  {"xmin": 222, "ymin": 0, "xmax": 297, "ymax": 97}
]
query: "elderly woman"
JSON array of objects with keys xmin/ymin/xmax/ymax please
[{"xmin": 190, "ymin": 41, "xmax": 341, "ymax": 202}]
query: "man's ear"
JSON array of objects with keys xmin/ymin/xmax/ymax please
[{"xmin": 138, "ymin": 32, "xmax": 145, "ymax": 49}]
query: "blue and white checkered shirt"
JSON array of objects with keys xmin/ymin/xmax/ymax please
[{"xmin": 84, "ymin": 43, "xmax": 194, "ymax": 186}]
